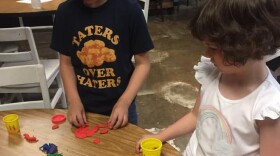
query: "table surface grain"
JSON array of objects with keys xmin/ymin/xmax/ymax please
[{"xmin": 0, "ymin": 109, "xmax": 181, "ymax": 156}]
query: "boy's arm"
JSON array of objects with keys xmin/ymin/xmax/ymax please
[
  {"xmin": 60, "ymin": 54, "xmax": 87, "ymax": 127},
  {"xmin": 258, "ymin": 118, "xmax": 280, "ymax": 155},
  {"xmin": 109, "ymin": 52, "xmax": 151, "ymax": 129},
  {"xmin": 120, "ymin": 52, "xmax": 151, "ymax": 104}
]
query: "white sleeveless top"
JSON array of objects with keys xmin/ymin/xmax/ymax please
[{"xmin": 183, "ymin": 56, "xmax": 280, "ymax": 156}]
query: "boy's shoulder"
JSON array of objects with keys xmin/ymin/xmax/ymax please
[
  {"xmin": 57, "ymin": 0, "xmax": 139, "ymax": 11},
  {"xmin": 56, "ymin": 0, "xmax": 81, "ymax": 12}
]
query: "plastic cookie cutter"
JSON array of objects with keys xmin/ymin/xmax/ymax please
[
  {"xmin": 47, "ymin": 154, "xmax": 63, "ymax": 156},
  {"xmin": 51, "ymin": 114, "xmax": 66, "ymax": 124},
  {"xmin": 40, "ymin": 143, "xmax": 58, "ymax": 154}
]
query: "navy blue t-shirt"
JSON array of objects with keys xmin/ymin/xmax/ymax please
[{"xmin": 50, "ymin": 0, "xmax": 154, "ymax": 115}]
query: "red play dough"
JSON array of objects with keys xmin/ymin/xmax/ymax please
[
  {"xmin": 74, "ymin": 122, "xmax": 110, "ymax": 140},
  {"xmin": 75, "ymin": 128, "xmax": 88, "ymax": 139},
  {"xmin": 100, "ymin": 128, "xmax": 108, "ymax": 134},
  {"xmin": 86, "ymin": 128, "xmax": 96, "ymax": 137},
  {"xmin": 52, "ymin": 124, "xmax": 59, "ymax": 130},
  {"xmin": 93, "ymin": 138, "xmax": 101, "ymax": 144},
  {"xmin": 23, "ymin": 133, "xmax": 38, "ymax": 142},
  {"xmin": 51, "ymin": 114, "xmax": 66, "ymax": 124},
  {"xmin": 91, "ymin": 126, "xmax": 99, "ymax": 133},
  {"xmin": 96, "ymin": 122, "xmax": 110, "ymax": 128}
]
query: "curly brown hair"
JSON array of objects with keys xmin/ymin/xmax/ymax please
[{"xmin": 189, "ymin": 0, "xmax": 280, "ymax": 66}]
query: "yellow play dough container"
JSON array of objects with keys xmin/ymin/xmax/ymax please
[
  {"xmin": 141, "ymin": 138, "xmax": 162, "ymax": 156},
  {"xmin": 3, "ymin": 114, "xmax": 20, "ymax": 134}
]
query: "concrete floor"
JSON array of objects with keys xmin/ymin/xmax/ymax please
[{"xmin": 33, "ymin": 2, "xmax": 205, "ymax": 153}]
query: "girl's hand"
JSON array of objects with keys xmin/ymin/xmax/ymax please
[
  {"xmin": 135, "ymin": 134, "xmax": 162, "ymax": 154},
  {"xmin": 67, "ymin": 102, "xmax": 87, "ymax": 127}
]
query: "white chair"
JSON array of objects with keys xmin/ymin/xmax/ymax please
[
  {"xmin": 0, "ymin": 27, "xmax": 66, "ymax": 110},
  {"xmin": 139, "ymin": 0, "xmax": 150, "ymax": 22},
  {"xmin": 18, "ymin": 15, "xmax": 55, "ymax": 30},
  {"xmin": 0, "ymin": 64, "xmax": 56, "ymax": 111}
]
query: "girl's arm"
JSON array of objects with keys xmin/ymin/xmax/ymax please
[
  {"xmin": 136, "ymin": 89, "xmax": 201, "ymax": 153},
  {"xmin": 155, "ymin": 90, "xmax": 200, "ymax": 142},
  {"xmin": 258, "ymin": 118, "xmax": 280, "ymax": 155}
]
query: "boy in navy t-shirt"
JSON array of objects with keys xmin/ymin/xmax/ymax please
[{"xmin": 50, "ymin": 0, "xmax": 154, "ymax": 129}]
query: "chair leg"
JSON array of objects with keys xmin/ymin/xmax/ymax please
[
  {"xmin": 15, "ymin": 93, "xmax": 24, "ymax": 102},
  {"xmin": 56, "ymin": 74, "xmax": 67, "ymax": 108},
  {"xmin": 173, "ymin": 0, "xmax": 180, "ymax": 12},
  {"xmin": 159, "ymin": 0, "xmax": 164, "ymax": 22},
  {"xmin": 0, "ymin": 94, "xmax": 4, "ymax": 104}
]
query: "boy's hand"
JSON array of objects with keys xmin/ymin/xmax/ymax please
[
  {"xmin": 109, "ymin": 102, "xmax": 129, "ymax": 129},
  {"xmin": 67, "ymin": 102, "xmax": 87, "ymax": 127}
]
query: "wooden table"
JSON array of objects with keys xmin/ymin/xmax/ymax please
[
  {"xmin": 0, "ymin": 0, "xmax": 64, "ymax": 16},
  {"xmin": 0, "ymin": 0, "xmax": 64, "ymax": 29},
  {"xmin": 0, "ymin": 109, "xmax": 181, "ymax": 156}
]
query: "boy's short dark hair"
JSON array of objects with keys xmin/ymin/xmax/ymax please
[{"xmin": 189, "ymin": 0, "xmax": 280, "ymax": 65}]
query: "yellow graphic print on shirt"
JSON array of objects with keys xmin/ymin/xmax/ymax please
[
  {"xmin": 77, "ymin": 39, "xmax": 116, "ymax": 68},
  {"xmin": 72, "ymin": 25, "xmax": 121, "ymax": 89}
]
